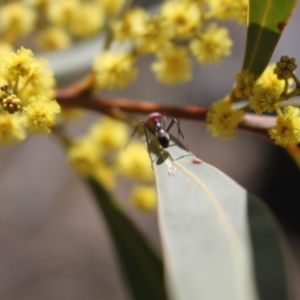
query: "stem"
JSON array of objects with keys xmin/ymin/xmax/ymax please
[
  {"xmin": 56, "ymin": 88, "xmax": 276, "ymax": 140},
  {"xmin": 228, "ymin": 88, "xmax": 239, "ymax": 103},
  {"xmin": 291, "ymin": 73, "xmax": 300, "ymax": 88},
  {"xmin": 279, "ymin": 88, "xmax": 300, "ymax": 101},
  {"xmin": 56, "ymin": 73, "xmax": 95, "ymax": 98},
  {"xmin": 275, "ymin": 107, "xmax": 282, "ymax": 117},
  {"xmin": 282, "ymin": 79, "xmax": 288, "ymax": 96}
]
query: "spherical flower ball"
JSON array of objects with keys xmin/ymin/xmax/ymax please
[
  {"xmin": 269, "ymin": 106, "xmax": 300, "ymax": 147},
  {"xmin": 249, "ymin": 85, "xmax": 279, "ymax": 115},
  {"xmin": 190, "ymin": 23, "xmax": 232, "ymax": 64},
  {"xmin": 89, "ymin": 117, "xmax": 128, "ymax": 151},
  {"xmin": 151, "ymin": 46, "xmax": 192, "ymax": 84},
  {"xmin": 68, "ymin": 138, "xmax": 99, "ymax": 176},
  {"xmin": 117, "ymin": 141, "xmax": 154, "ymax": 181},
  {"xmin": 36, "ymin": 27, "xmax": 71, "ymax": 50},
  {"xmin": 93, "ymin": 51, "xmax": 138, "ymax": 90},
  {"xmin": 206, "ymin": 100, "xmax": 244, "ymax": 138},
  {"xmin": 160, "ymin": 1, "xmax": 201, "ymax": 38},
  {"xmin": 23, "ymin": 95, "xmax": 61, "ymax": 134},
  {"xmin": 257, "ymin": 64, "xmax": 287, "ymax": 97},
  {"xmin": 130, "ymin": 185, "xmax": 157, "ymax": 211},
  {"xmin": 0, "ymin": 2, "xmax": 36, "ymax": 42},
  {"xmin": 235, "ymin": 70, "xmax": 256, "ymax": 98}
]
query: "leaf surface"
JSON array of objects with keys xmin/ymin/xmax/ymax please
[
  {"xmin": 242, "ymin": 0, "xmax": 296, "ymax": 76},
  {"xmin": 149, "ymin": 137, "xmax": 296, "ymax": 300},
  {"xmin": 88, "ymin": 179, "xmax": 167, "ymax": 300}
]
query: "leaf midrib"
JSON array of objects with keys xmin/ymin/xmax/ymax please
[
  {"xmin": 168, "ymin": 156, "xmax": 254, "ymax": 298},
  {"xmin": 247, "ymin": 0, "xmax": 272, "ymax": 71}
]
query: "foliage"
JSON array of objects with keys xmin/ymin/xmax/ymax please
[{"xmin": 0, "ymin": 0, "xmax": 300, "ymax": 299}]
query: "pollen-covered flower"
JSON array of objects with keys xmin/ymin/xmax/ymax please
[
  {"xmin": 207, "ymin": 0, "xmax": 248, "ymax": 24},
  {"xmin": 68, "ymin": 138, "xmax": 99, "ymax": 176},
  {"xmin": 134, "ymin": 15, "xmax": 171, "ymax": 54},
  {"xmin": 160, "ymin": 1, "xmax": 201, "ymax": 38},
  {"xmin": 23, "ymin": 95, "xmax": 61, "ymax": 134},
  {"xmin": 98, "ymin": 0, "xmax": 125, "ymax": 16},
  {"xmin": 69, "ymin": 2, "xmax": 104, "ymax": 37},
  {"xmin": 117, "ymin": 141, "xmax": 154, "ymax": 181},
  {"xmin": 1, "ymin": 47, "xmax": 34, "ymax": 82},
  {"xmin": 151, "ymin": 46, "xmax": 192, "ymax": 84},
  {"xmin": 1, "ymin": 47, "xmax": 56, "ymax": 101},
  {"xmin": 206, "ymin": 100, "xmax": 244, "ymax": 138},
  {"xmin": 0, "ymin": 2, "xmax": 36, "ymax": 42},
  {"xmin": 249, "ymin": 85, "xmax": 279, "ymax": 115},
  {"xmin": 36, "ymin": 27, "xmax": 71, "ymax": 50},
  {"xmin": 258, "ymin": 64, "xmax": 287, "ymax": 97},
  {"xmin": 190, "ymin": 23, "xmax": 232, "ymax": 64},
  {"xmin": 94, "ymin": 163, "xmax": 116, "ymax": 189},
  {"xmin": 47, "ymin": 0, "xmax": 79, "ymax": 26},
  {"xmin": 89, "ymin": 117, "xmax": 128, "ymax": 151},
  {"xmin": 0, "ymin": 47, "xmax": 59, "ymax": 145},
  {"xmin": 0, "ymin": 114, "xmax": 26, "ymax": 146},
  {"xmin": 235, "ymin": 70, "xmax": 256, "ymax": 98},
  {"xmin": 235, "ymin": 0, "xmax": 248, "ymax": 24},
  {"xmin": 130, "ymin": 185, "xmax": 157, "ymax": 211},
  {"xmin": 112, "ymin": 7, "xmax": 148, "ymax": 42},
  {"xmin": 20, "ymin": 58, "xmax": 56, "ymax": 100},
  {"xmin": 269, "ymin": 106, "xmax": 300, "ymax": 147},
  {"xmin": 93, "ymin": 51, "xmax": 138, "ymax": 90}
]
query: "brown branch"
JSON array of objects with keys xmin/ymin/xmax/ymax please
[{"xmin": 56, "ymin": 87, "xmax": 276, "ymax": 140}]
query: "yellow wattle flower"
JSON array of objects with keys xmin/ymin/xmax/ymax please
[
  {"xmin": 151, "ymin": 46, "xmax": 192, "ymax": 84},
  {"xmin": 206, "ymin": 100, "xmax": 244, "ymax": 139},
  {"xmin": 269, "ymin": 106, "xmax": 300, "ymax": 147},
  {"xmin": 93, "ymin": 51, "xmax": 138, "ymax": 90},
  {"xmin": 24, "ymin": 95, "xmax": 61, "ymax": 134},
  {"xmin": 130, "ymin": 185, "xmax": 157, "ymax": 211}
]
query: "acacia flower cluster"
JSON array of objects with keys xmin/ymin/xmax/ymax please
[
  {"xmin": 0, "ymin": 46, "xmax": 60, "ymax": 145},
  {"xmin": 92, "ymin": 0, "xmax": 247, "ymax": 90},
  {"xmin": 68, "ymin": 117, "xmax": 156, "ymax": 211},
  {"xmin": 93, "ymin": 51, "xmax": 138, "ymax": 90},
  {"xmin": 0, "ymin": 0, "xmax": 119, "ymax": 51},
  {"xmin": 207, "ymin": 0, "xmax": 248, "ymax": 24},
  {"xmin": 206, "ymin": 99, "xmax": 244, "ymax": 138},
  {"xmin": 206, "ymin": 55, "xmax": 300, "ymax": 147},
  {"xmin": 269, "ymin": 106, "xmax": 300, "ymax": 146}
]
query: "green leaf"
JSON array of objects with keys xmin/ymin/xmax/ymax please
[
  {"xmin": 87, "ymin": 179, "xmax": 167, "ymax": 300},
  {"xmin": 247, "ymin": 194, "xmax": 289, "ymax": 300},
  {"xmin": 242, "ymin": 0, "xmax": 296, "ymax": 76},
  {"xmin": 149, "ymin": 137, "xmax": 297, "ymax": 300}
]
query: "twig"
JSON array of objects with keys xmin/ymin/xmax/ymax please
[{"xmin": 56, "ymin": 88, "xmax": 276, "ymax": 140}]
